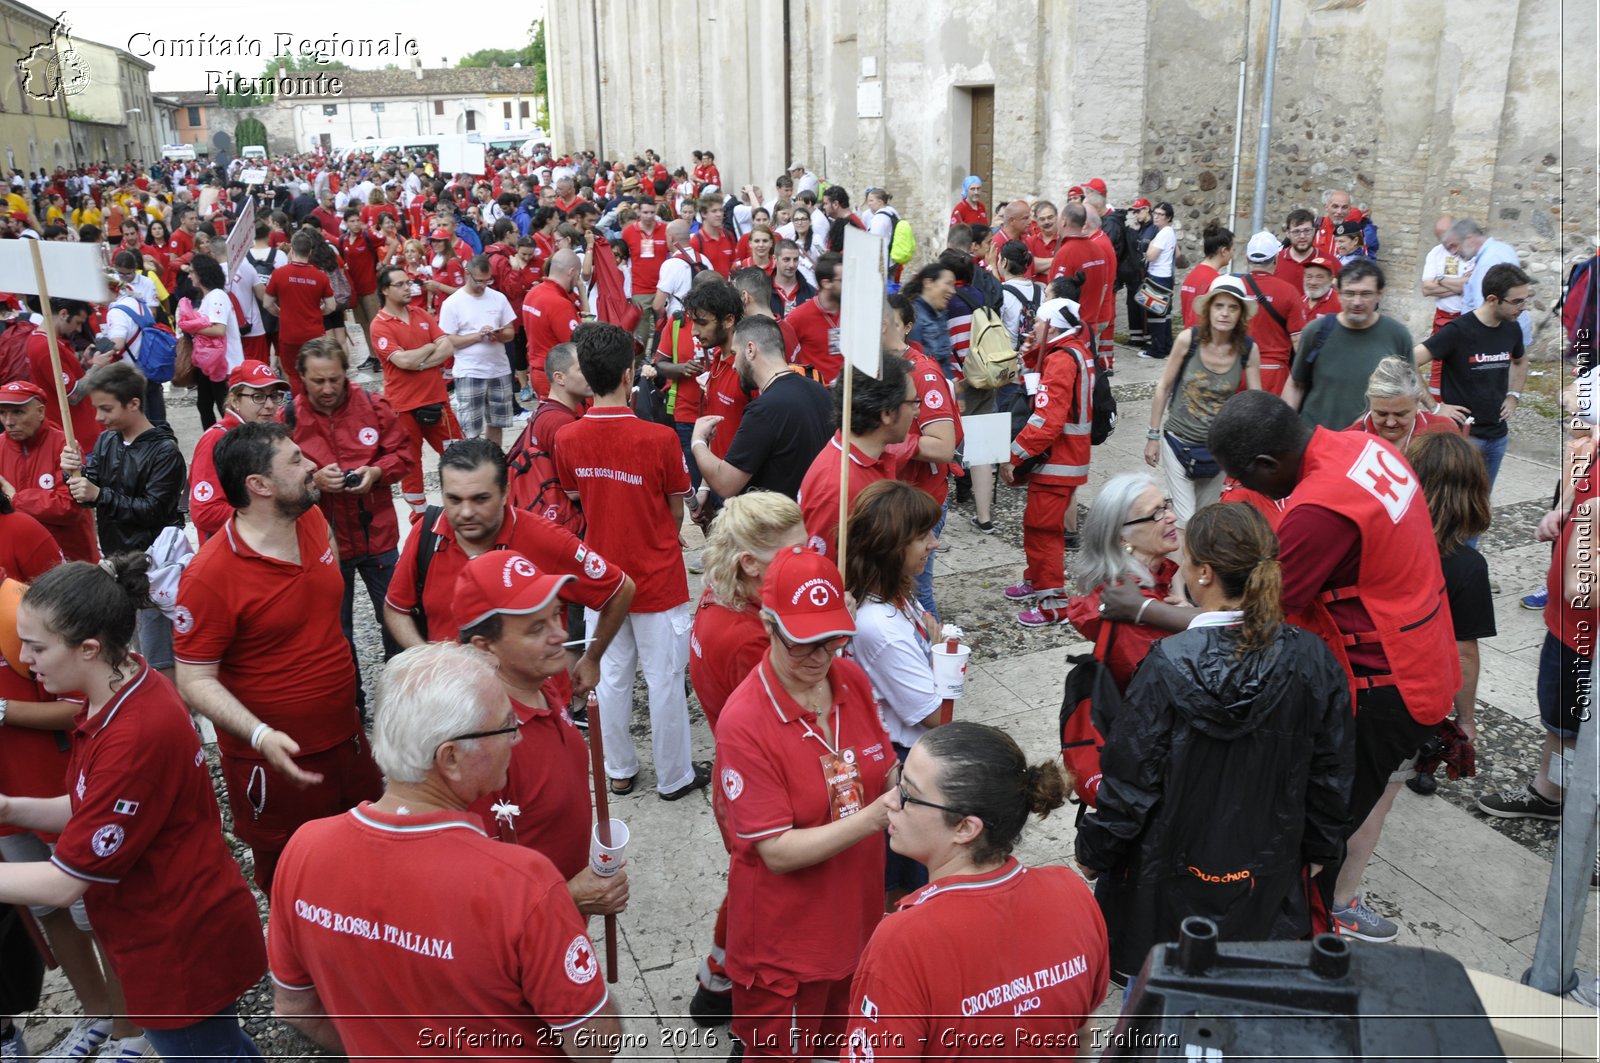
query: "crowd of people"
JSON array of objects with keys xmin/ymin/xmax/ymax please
[{"xmin": 0, "ymin": 137, "xmax": 1593, "ymax": 1063}]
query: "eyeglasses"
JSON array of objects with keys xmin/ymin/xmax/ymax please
[
  {"xmin": 888, "ymin": 762, "xmax": 967, "ymax": 818},
  {"xmin": 1288, "ymin": 226, "xmax": 1314, "ymax": 236},
  {"xmin": 1500, "ymin": 296, "xmax": 1530, "ymax": 307},
  {"xmin": 771, "ymin": 627, "xmax": 849, "ymax": 659},
  {"xmin": 237, "ymin": 390, "xmax": 287, "ymax": 406},
  {"xmin": 441, "ymin": 712, "xmax": 521, "ymax": 746},
  {"xmin": 1124, "ymin": 500, "xmax": 1174, "ymax": 526}
]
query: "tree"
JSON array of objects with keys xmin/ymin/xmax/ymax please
[
  {"xmin": 235, "ymin": 117, "xmax": 268, "ymax": 150},
  {"xmin": 459, "ymin": 19, "xmax": 546, "ymax": 98}
]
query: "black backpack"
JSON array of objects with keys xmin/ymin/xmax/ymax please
[{"xmin": 1090, "ymin": 353, "xmax": 1117, "ymax": 446}]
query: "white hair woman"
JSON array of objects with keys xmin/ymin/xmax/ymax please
[{"xmin": 1348, "ymin": 356, "xmax": 1462, "ymax": 448}]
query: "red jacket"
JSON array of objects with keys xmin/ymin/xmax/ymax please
[
  {"xmin": 1285, "ymin": 428, "xmax": 1460, "ymax": 724},
  {"xmin": 188, "ymin": 411, "xmax": 243, "ymax": 545},
  {"xmin": 0, "ymin": 422, "xmax": 97, "ymax": 562},
  {"xmin": 1010, "ymin": 333, "xmax": 1094, "ymax": 487},
  {"xmin": 287, "ymin": 386, "xmax": 414, "ymax": 559},
  {"xmin": 1048, "ymin": 235, "xmax": 1116, "ymax": 328}
]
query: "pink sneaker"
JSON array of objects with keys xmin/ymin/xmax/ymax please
[
  {"xmin": 1004, "ymin": 580, "xmax": 1036, "ymax": 601},
  {"xmin": 1017, "ymin": 599, "xmax": 1068, "ymax": 627}
]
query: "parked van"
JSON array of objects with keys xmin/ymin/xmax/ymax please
[
  {"xmin": 240, "ymin": 145, "xmax": 267, "ymax": 161},
  {"xmin": 161, "ymin": 144, "xmax": 197, "ymax": 161}
]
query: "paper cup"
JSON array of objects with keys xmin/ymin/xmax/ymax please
[
  {"xmin": 590, "ymin": 818, "xmax": 629, "ymax": 877},
  {"xmin": 930, "ymin": 644, "xmax": 971, "ymax": 700},
  {"xmin": 1024, "ymin": 371, "xmax": 1042, "ymax": 395}
]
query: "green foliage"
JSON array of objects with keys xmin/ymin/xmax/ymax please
[
  {"xmin": 235, "ymin": 117, "xmax": 268, "ymax": 149},
  {"xmin": 459, "ymin": 19, "xmax": 547, "ymax": 98}
]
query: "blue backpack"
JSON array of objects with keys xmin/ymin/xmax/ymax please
[{"xmin": 113, "ymin": 301, "xmax": 178, "ymax": 383}]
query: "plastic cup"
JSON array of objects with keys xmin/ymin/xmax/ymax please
[
  {"xmin": 1024, "ymin": 371, "xmax": 1042, "ymax": 394},
  {"xmin": 590, "ymin": 818, "xmax": 629, "ymax": 877},
  {"xmin": 930, "ymin": 644, "xmax": 972, "ymax": 699}
]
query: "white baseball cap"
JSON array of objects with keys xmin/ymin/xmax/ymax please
[{"xmin": 1246, "ymin": 231, "xmax": 1282, "ymax": 263}]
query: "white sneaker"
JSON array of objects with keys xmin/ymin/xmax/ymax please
[
  {"xmin": 1, "ymin": 1024, "xmax": 28, "ymax": 1063},
  {"xmin": 97, "ymin": 1035, "xmax": 151, "ymax": 1062},
  {"xmin": 1568, "ymin": 971, "xmax": 1600, "ymax": 1009},
  {"xmin": 43, "ymin": 1018, "xmax": 111, "ymax": 1062}
]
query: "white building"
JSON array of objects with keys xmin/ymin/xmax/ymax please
[{"xmin": 65, "ymin": 35, "xmax": 160, "ymax": 164}]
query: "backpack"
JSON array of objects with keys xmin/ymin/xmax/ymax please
[
  {"xmin": 885, "ymin": 208, "xmax": 916, "ymax": 266},
  {"xmin": 1090, "ymin": 354, "xmax": 1117, "ymax": 446},
  {"xmin": 111, "ymin": 301, "xmax": 178, "ymax": 383},
  {"xmin": 1059, "ymin": 624, "xmax": 1124, "ymax": 808},
  {"xmin": 245, "ymin": 248, "xmax": 279, "ymax": 333},
  {"xmin": 506, "ymin": 403, "xmax": 581, "ymax": 532},
  {"xmin": 1002, "ymin": 281, "xmax": 1042, "ymax": 346},
  {"xmin": 0, "ymin": 319, "xmax": 38, "ymax": 386},
  {"xmin": 1103, "ymin": 210, "xmax": 1143, "ymax": 289},
  {"xmin": 961, "ymin": 305, "xmax": 1019, "ymax": 390},
  {"xmin": 1560, "ymin": 253, "xmax": 1598, "ymax": 367},
  {"xmin": 1296, "ymin": 314, "xmax": 1340, "ymax": 381},
  {"xmin": 409, "ymin": 505, "xmax": 447, "ymax": 641}
]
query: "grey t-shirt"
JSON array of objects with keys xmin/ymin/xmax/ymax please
[{"xmin": 1290, "ymin": 314, "xmax": 1414, "ymax": 430}]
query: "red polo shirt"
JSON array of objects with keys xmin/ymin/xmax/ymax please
[
  {"xmin": 523, "ymin": 281, "xmax": 581, "ymax": 370},
  {"xmin": 656, "ymin": 317, "xmax": 704, "ymax": 425},
  {"xmin": 691, "ymin": 228, "xmax": 738, "ymax": 278},
  {"xmin": 688, "ymin": 591, "xmax": 768, "ymax": 733},
  {"xmin": 386, "ymin": 507, "xmax": 626, "ymax": 649},
  {"xmin": 266, "ymin": 261, "xmax": 334, "ymax": 346},
  {"xmin": 846, "ymin": 860, "xmax": 1109, "ymax": 1059},
  {"xmin": 1276, "ymin": 246, "xmax": 1317, "ymax": 293},
  {"xmin": 703, "ymin": 350, "xmax": 749, "ymax": 454},
  {"xmin": 25, "ymin": 331, "xmax": 100, "ymax": 448},
  {"xmin": 369, "ymin": 306, "xmax": 449, "ymax": 413},
  {"xmin": 0, "ymin": 636, "xmax": 70, "ymax": 834},
  {"xmin": 0, "ymin": 509, "xmax": 63, "ymax": 582},
  {"xmin": 268, "ymin": 803, "xmax": 608, "ymax": 1059},
  {"xmin": 786, "ymin": 299, "xmax": 843, "ymax": 384},
  {"xmin": 467, "ymin": 683, "xmax": 591, "ymax": 880},
  {"xmin": 53, "ymin": 661, "xmax": 267, "ymax": 1027},
  {"xmin": 798, "ymin": 435, "xmax": 897, "ymax": 561},
  {"xmin": 621, "ymin": 221, "xmax": 670, "ymax": 295},
  {"xmin": 895, "ymin": 348, "xmax": 962, "ymax": 506},
  {"xmin": 715, "ymin": 655, "xmax": 892, "ymax": 984},
  {"xmin": 174, "ymin": 508, "xmax": 359, "ymax": 760},
  {"xmin": 339, "ymin": 231, "xmax": 381, "ymax": 297},
  {"xmin": 554, "ymin": 407, "xmax": 691, "ymax": 614}
]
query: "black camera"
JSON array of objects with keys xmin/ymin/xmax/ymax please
[{"xmin": 341, "ymin": 470, "xmax": 363, "ymax": 489}]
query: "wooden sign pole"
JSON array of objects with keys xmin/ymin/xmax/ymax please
[
  {"xmin": 584, "ymin": 692, "xmax": 619, "ymax": 984},
  {"xmin": 27, "ymin": 240, "xmax": 77, "ymax": 456}
]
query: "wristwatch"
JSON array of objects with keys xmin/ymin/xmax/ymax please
[
  {"xmin": 0, "ymin": 697, "xmax": 8, "ymax": 727},
  {"xmin": 1507, "ymin": 391, "xmax": 1522, "ymax": 400},
  {"xmin": 1145, "ymin": 429, "xmax": 1162, "ymax": 441}
]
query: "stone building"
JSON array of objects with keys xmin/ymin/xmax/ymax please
[
  {"xmin": 0, "ymin": 0, "xmax": 76, "ymax": 173},
  {"xmin": 547, "ymin": 0, "xmax": 1597, "ymax": 338},
  {"xmin": 65, "ymin": 36, "xmax": 159, "ymax": 164}
]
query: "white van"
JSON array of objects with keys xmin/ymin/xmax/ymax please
[
  {"xmin": 161, "ymin": 144, "xmax": 196, "ymax": 161},
  {"xmin": 240, "ymin": 145, "xmax": 267, "ymax": 161}
]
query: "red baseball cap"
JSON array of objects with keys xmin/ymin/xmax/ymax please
[
  {"xmin": 429, "ymin": 227, "xmax": 453, "ymax": 240},
  {"xmin": 453, "ymin": 551, "xmax": 574, "ymax": 633},
  {"xmin": 227, "ymin": 361, "xmax": 287, "ymax": 391},
  {"xmin": 1130, "ymin": 197, "xmax": 1152, "ymax": 210},
  {"xmin": 1085, "ymin": 178, "xmax": 1108, "ymax": 196},
  {"xmin": 1304, "ymin": 255, "xmax": 1342, "ymax": 277},
  {"xmin": 0, "ymin": 381, "xmax": 46, "ymax": 405},
  {"xmin": 760, "ymin": 547, "xmax": 855, "ymax": 644},
  {"xmin": 1066, "ymin": 185, "xmax": 1085, "ymax": 199}
]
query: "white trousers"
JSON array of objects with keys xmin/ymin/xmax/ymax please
[{"xmin": 586, "ymin": 602, "xmax": 695, "ymax": 793}]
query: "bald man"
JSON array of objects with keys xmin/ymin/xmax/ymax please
[
  {"xmin": 653, "ymin": 220, "xmax": 713, "ymax": 323},
  {"xmin": 523, "ymin": 250, "xmax": 586, "ymax": 398}
]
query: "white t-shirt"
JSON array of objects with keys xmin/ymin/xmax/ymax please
[
  {"xmin": 228, "ymin": 260, "xmax": 264, "ymax": 338},
  {"xmin": 1148, "ymin": 226, "xmax": 1178, "ymax": 277},
  {"xmin": 847, "ymin": 597, "xmax": 941, "ymax": 749},
  {"xmin": 1421, "ymin": 243, "xmax": 1467, "ymax": 313},
  {"xmin": 200, "ymin": 288, "xmax": 245, "ymax": 371},
  {"xmin": 656, "ymin": 249, "xmax": 712, "ymax": 317},
  {"xmin": 103, "ymin": 296, "xmax": 147, "ymax": 365},
  {"xmin": 438, "ymin": 287, "xmax": 515, "ymax": 379},
  {"xmin": 1000, "ymin": 279, "xmax": 1044, "ymax": 346}
]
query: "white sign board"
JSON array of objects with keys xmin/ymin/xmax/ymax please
[
  {"xmin": 225, "ymin": 195, "xmax": 256, "ymax": 279},
  {"xmin": 0, "ymin": 240, "xmax": 109, "ymax": 302},
  {"xmin": 960, "ymin": 413, "xmax": 1015, "ymax": 467},
  {"xmin": 856, "ymin": 81, "xmax": 883, "ymax": 119},
  {"xmin": 840, "ymin": 226, "xmax": 886, "ymax": 378},
  {"xmin": 239, "ymin": 168, "xmax": 269, "ymax": 185}
]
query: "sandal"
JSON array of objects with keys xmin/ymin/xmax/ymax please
[{"xmin": 609, "ymin": 776, "xmax": 638, "ymax": 796}]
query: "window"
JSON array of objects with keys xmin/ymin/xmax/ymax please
[
  {"xmin": 322, "ymin": 104, "xmax": 337, "ymax": 116},
  {"xmin": 465, "ymin": 110, "xmax": 476, "ymax": 131},
  {"xmin": 503, "ymin": 102, "xmax": 512, "ymax": 119},
  {"xmin": 433, "ymin": 100, "xmax": 444, "ymax": 116},
  {"xmin": 520, "ymin": 101, "xmax": 530, "ymax": 119},
  {"xmin": 186, "ymin": 105, "xmax": 201, "ymax": 126}
]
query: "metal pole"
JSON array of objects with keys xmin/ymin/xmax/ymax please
[
  {"xmin": 590, "ymin": 0, "xmax": 605, "ymax": 163},
  {"xmin": 1228, "ymin": 57, "xmax": 1247, "ymax": 228},
  {"xmin": 1524, "ymin": 661, "xmax": 1598, "ymax": 996},
  {"xmin": 1248, "ymin": 0, "xmax": 1282, "ymax": 239}
]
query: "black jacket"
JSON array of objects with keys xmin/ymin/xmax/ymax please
[
  {"xmin": 1075, "ymin": 621, "xmax": 1351, "ymax": 978},
  {"xmin": 84, "ymin": 423, "xmax": 186, "ymax": 556}
]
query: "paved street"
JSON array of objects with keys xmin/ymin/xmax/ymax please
[{"xmin": 24, "ymin": 327, "xmax": 1600, "ymax": 1059}]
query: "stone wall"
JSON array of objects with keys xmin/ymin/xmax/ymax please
[{"xmin": 549, "ymin": 0, "xmax": 1597, "ymax": 348}]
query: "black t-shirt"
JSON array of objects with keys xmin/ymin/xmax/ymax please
[
  {"xmin": 1423, "ymin": 312, "xmax": 1524, "ymax": 440},
  {"xmin": 721, "ymin": 370, "xmax": 834, "ymax": 498},
  {"xmin": 1441, "ymin": 546, "xmax": 1497, "ymax": 642}
]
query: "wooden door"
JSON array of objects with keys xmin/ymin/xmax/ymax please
[{"xmin": 969, "ymin": 86, "xmax": 994, "ymax": 194}]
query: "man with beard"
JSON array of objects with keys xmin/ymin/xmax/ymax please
[
  {"xmin": 681, "ymin": 280, "xmax": 752, "ymax": 483},
  {"xmin": 690, "ymin": 315, "xmax": 831, "ymax": 499},
  {"xmin": 175, "ymin": 422, "xmax": 383, "ymax": 891},
  {"xmin": 1277, "ymin": 209, "xmax": 1320, "ymax": 293}
]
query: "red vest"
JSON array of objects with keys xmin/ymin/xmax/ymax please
[
  {"xmin": 1546, "ymin": 463, "xmax": 1599, "ymax": 654},
  {"xmin": 1286, "ymin": 428, "xmax": 1460, "ymax": 723}
]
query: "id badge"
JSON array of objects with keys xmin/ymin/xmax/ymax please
[{"xmin": 820, "ymin": 747, "xmax": 867, "ymax": 822}]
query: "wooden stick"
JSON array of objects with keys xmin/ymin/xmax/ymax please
[
  {"xmin": 28, "ymin": 239, "xmax": 77, "ymax": 456},
  {"xmin": 836, "ymin": 366, "xmax": 855, "ymax": 575},
  {"xmin": 584, "ymin": 691, "xmax": 619, "ymax": 984}
]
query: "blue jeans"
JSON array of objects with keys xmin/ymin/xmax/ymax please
[
  {"xmin": 674, "ymin": 421, "xmax": 701, "ymax": 491},
  {"xmin": 141, "ymin": 1006, "xmax": 262, "ymax": 1063},
  {"xmin": 1466, "ymin": 433, "xmax": 1508, "ymax": 548},
  {"xmin": 914, "ymin": 506, "xmax": 947, "ymax": 621},
  {"xmin": 1145, "ymin": 273, "xmax": 1174, "ymax": 359}
]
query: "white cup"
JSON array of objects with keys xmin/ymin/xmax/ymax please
[
  {"xmin": 1024, "ymin": 371, "xmax": 1041, "ymax": 395},
  {"xmin": 930, "ymin": 644, "xmax": 971, "ymax": 699},
  {"xmin": 590, "ymin": 818, "xmax": 629, "ymax": 877}
]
